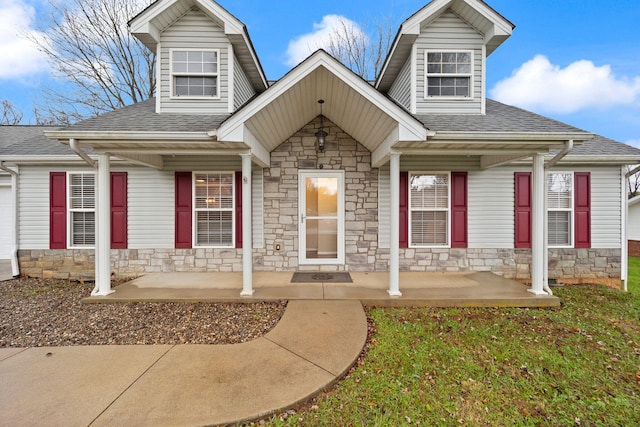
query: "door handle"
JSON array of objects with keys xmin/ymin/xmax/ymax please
[{"xmin": 301, "ymin": 214, "xmax": 305, "ymax": 224}]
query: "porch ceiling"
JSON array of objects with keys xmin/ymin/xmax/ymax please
[{"xmin": 243, "ymin": 67, "xmax": 398, "ymax": 153}]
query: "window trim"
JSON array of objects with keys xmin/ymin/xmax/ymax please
[
  {"xmin": 408, "ymin": 171, "xmax": 451, "ymax": 248},
  {"xmin": 170, "ymin": 49, "xmax": 220, "ymax": 99},
  {"xmin": 192, "ymin": 171, "xmax": 235, "ymax": 248},
  {"xmin": 546, "ymin": 171, "xmax": 574, "ymax": 248},
  {"xmin": 67, "ymin": 172, "xmax": 96, "ymax": 249},
  {"xmin": 424, "ymin": 50, "xmax": 474, "ymax": 100}
]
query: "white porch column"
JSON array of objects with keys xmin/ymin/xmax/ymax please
[
  {"xmin": 240, "ymin": 153, "xmax": 254, "ymax": 296},
  {"xmin": 388, "ymin": 152, "xmax": 402, "ymax": 296},
  {"xmin": 529, "ymin": 153, "xmax": 548, "ymax": 295},
  {"xmin": 92, "ymin": 153, "xmax": 114, "ymax": 296}
]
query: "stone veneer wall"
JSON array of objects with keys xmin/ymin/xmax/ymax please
[{"xmin": 253, "ymin": 117, "xmax": 379, "ymax": 272}]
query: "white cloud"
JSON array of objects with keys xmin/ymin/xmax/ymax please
[
  {"xmin": 491, "ymin": 55, "xmax": 640, "ymax": 114},
  {"xmin": 0, "ymin": 0, "xmax": 49, "ymax": 79},
  {"xmin": 285, "ymin": 14, "xmax": 366, "ymax": 67}
]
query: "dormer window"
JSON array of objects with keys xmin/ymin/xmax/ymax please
[
  {"xmin": 425, "ymin": 51, "xmax": 472, "ymax": 98},
  {"xmin": 171, "ymin": 49, "xmax": 219, "ymax": 98}
]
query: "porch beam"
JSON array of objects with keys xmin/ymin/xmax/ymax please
[
  {"xmin": 240, "ymin": 152, "xmax": 254, "ymax": 296},
  {"xmin": 529, "ymin": 153, "xmax": 548, "ymax": 295},
  {"xmin": 92, "ymin": 153, "xmax": 114, "ymax": 296},
  {"xmin": 388, "ymin": 151, "xmax": 402, "ymax": 296},
  {"xmin": 111, "ymin": 153, "xmax": 164, "ymax": 169}
]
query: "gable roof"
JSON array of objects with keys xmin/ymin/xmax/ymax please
[
  {"xmin": 215, "ymin": 49, "xmax": 429, "ymax": 167},
  {"xmin": 377, "ymin": 0, "xmax": 514, "ymax": 92},
  {"xmin": 129, "ymin": 0, "xmax": 268, "ymax": 92}
]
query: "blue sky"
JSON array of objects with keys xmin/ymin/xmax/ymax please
[{"xmin": 1, "ymin": 0, "xmax": 639, "ymax": 148}]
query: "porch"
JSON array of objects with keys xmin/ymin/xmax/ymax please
[{"xmin": 84, "ymin": 271, "xmax": 560, "ymax": 307}]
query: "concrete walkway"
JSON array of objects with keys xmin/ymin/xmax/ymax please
[{"xmin": 0, "ymin": 300, "xmax": 367, "ymax": 426}]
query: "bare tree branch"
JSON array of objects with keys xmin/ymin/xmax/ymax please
[
  {"xmin": 321, "ymin": 16, "xmax": 394, "ymax": 81},
  {"xmin": 627, "ymin": 165, "xmax": 640, "ymax": 198},
  {"xmin": 25, "ymin": 0, "xmax": 155, "ymax": 123},
  {"xmin": 1, "ymin": 100, "xmax": 24, "ymax": 125}
]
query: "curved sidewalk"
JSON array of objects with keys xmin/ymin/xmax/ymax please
[{"xmin": 0, "ymin": 300, "xmax": 367, "ymax": 426}]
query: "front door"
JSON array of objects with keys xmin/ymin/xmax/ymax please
[{"xmin": 299, "ymin": 170, "xmax": 345, "ymax": 265}]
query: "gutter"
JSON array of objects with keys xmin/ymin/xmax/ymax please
[
  {"xmin": 69, "ymin": 139, "xmax": 96, "ymax": 168},
  {"xmin": 626, "ymin": 165, "xmax": 640, "ymax": 178},
  {"xmin": 545, "ymin": 139, "xmax": 573, "ymax": 169},
  {"xmin": 0, "ymin": 162, "xmax": 20, "ymax": 278}
]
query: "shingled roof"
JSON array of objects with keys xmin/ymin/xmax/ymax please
[
  {"xmin": 62, "ymin": 98, "xmax": 230, "ymax": 133},
  {"xmin": 0, "ymin": 125, "xmax": 68, "ymax": 156},
  {"xmin": 416, "ymin": 99, "xmax": 587, "ymax": 134}
]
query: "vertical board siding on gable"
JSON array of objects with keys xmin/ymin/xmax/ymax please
[
  {"xmin": 234, "ymin": 56, "xmax": 255, "ymax": 110},
  {"xmin": 127, "ymin": 167, "xmax": 175, "ymax": 249},
  {"xmin": 415, "ymin": 11, "xmax": 484, "ymax": 114},
  {"xmin": 389, "ymin": 57, "xmax": 412, "ymax": 110},
  {"xmin": 159, "ymin": 9, "xmax": 230, "ymax": 114}
]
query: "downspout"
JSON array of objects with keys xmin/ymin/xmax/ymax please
[
  {"xmin": 69, "ymin": 138, "xmax": 96, "ymax": 168},
  {"xmin": 0, "ymin": 162, "xmax": 20, "ymax": 277},
  {"xmin": 543, "ymin": 140, "xmax": 574, "ymax": 295}
]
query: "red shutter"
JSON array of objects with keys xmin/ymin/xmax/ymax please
[
  {"xmin": 451, "ymin": 172, "xmax": 468, "ymax": 248},
  {"xmin": 175, "ymin": 172, "xmax": 192, "ymax": 249},
  {"xmin": 110, "ymin": 172, "xmax": 128, "ymax": 249},
  {"xmin": 574, "ymin": 172, "xmax": 591, "ymax": 248},
  {"xmin": 514, "ymin": 172, "xmax": 532, "ymax": 248},
  {"xmin": 49, "ymin": 172, "xmax": 67, "ymax": 249},
  {"xmin": 235, "ymin": 171, "xmax": 243, "ymax": 249},
  {"xmin": 399, "ymin": 172, "xmax": 409, "ymax": 248}
]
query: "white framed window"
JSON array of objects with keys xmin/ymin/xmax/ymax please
[
  {"xmin": 409, "ymin": 173, "xmax": 450, "ymax": 247},
  {"xmin": 425, "ymin": 51, "xmax": 472, "ymax": 98},
  {"xmin": 193, "ymin": 172, "xmax": 234, "ymax": 247},
  {"xmin": 68, "ymin": 173, "xmax": 95, "ymax": 247},
  {"xmin": 171, "ymin": 49, "xmax": 219, "ymax": 98},
  {"xmin": 547, "ymin": 172, "xmax": 573, "ymax": 247}
]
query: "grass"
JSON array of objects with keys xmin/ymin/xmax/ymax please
[
  {"xmin": 265, "ymin": 260, "xmax": 640, "ymax": 426},
  {"xmin": 628, "ymin": 256, "xmax": 640, "ymax": 294}
]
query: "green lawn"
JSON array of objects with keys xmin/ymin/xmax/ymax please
[
  {"xmin": 266, "ymin": 262, "xmax": 640, "ymax": 426},
  {"xmin": 628, "ymin": 256, "xmax": 640, "ymax": 294}
]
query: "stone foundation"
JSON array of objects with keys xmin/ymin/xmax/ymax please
[
  {"xmin": 629, "ymin": 240, "xmax": 640, "ymax": 257},
  {"xmin": 18, "ymin": 247, "xmax": 621, "ymax": 283}
]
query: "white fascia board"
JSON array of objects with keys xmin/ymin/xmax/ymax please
[
  {"xmin": 129, "ymin": 0, "xmax": 175, "ymax": 33},
  {"xmin": 372, "ymin": 126, "xmax": 401, "ymax": 168},
  {"xmin": 559, "ymin": 155, "xmax": 640, "ymax": 165},
  {"xmin": 431, "ymin": 132, "xmax": 594, "ymax": 142},
  {"xmin": 44, "ymin": 131, "xmax": 213, "ymax": 142}
]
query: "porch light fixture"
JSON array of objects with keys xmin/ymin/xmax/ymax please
[{"xmin": 315, "ymin": 99, "xmax": 327, "ymax": 153}]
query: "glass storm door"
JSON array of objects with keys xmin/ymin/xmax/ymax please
[{"xmin": 299, "ymin": 171, "xmax": 345, "ymax": 265}]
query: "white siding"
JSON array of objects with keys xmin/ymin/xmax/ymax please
[
  {"xmin": 163, "ymin": 156, "xmax": 241, "ymax": 171},
  {"xmin": 127, "ymin": 167, "xmax": 174, "ymax": 249},
  {"xmin": 415, "ymin": 11, "xmax": 484, "ymax": 114},
  {"xmin": 629, "ymin": 201, "xmax": 640, "ymax": 240},
  {"xmin": 388, "ymin": 57, "xmax": 412, "ymax": 110},
  {"xmin": 467, "ymin": 167, "xmax": 517, "ymax": 248},
  {"xmin": 18, "ymin": 166, "xmax": 93, "ymax": 249},
  {"xmin": 0, "ymin": 184, "xmax": 13, "ymax": 258},
  {"xmin": 234, "ymin": 56, "xmax": 255, "ymax": 110},
  {"xmin": 159, "ymin": 9, "xmax": 230, "ymax": 114},
  {"xmin": 580, "ymin": 166, "xmax": 621, "ymax": 248}
]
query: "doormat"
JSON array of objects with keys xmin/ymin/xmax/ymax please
[{"xmin": 291, "ymin": 272, "xmax": 353, "ymax": 283}]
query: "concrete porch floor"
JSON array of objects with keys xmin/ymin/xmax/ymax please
[{"xmin": 85, "ymin": 271, "xmax": 560, "ymax": 307}]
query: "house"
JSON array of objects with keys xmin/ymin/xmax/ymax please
[
  {"xmin": 628, "ymin": 195, "xmax": 640, "ymax": 257},
  {"xmin": 2, "ymin": 0, "xmax": 640, "ymax": 296}
]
